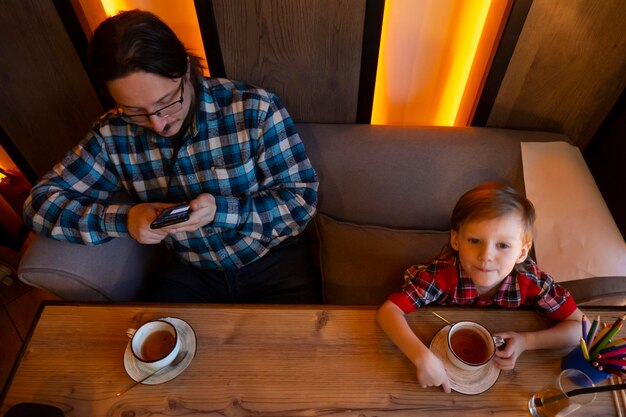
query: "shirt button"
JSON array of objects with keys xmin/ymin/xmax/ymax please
[{"xmin": 187, "ymin": 175, "xmax": 194, "ymax": 181}]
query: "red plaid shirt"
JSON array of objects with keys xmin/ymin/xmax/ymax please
[{"xmin": 388, "ymin": 253, "xmax": 577, "ymax": 321}]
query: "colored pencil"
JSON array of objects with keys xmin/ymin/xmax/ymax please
[
  {"xmin": 599, "ymin": 347, "xmax": 626, "ymax": 359},
  {"xmin": 580, "ymin": 337, "xmax": 590, "ymax": 360},
  {"xmin": 587, "ymin": 315, "xmax": 601, "ymax": 346},
  {"xmin": 603, "ymin": 338, "xmax": 626, "ymax": 351},
  {"xmin": 601, "ymin": 366, "xmax": 626, "ymax": 378},
  {"xmin": 582, "ymin": 314, "xmax": 588, "ymax": 340},
  {"xmin": 599, "ymin": 358, "xmax": 626, "ymax": 367},
  {"xmin": 610, "ymin": 376, "xmax": 624, "ymax": 417},
  {"xmin": 590, "ymin": 315, "xmax": 626, "ymax": 358},
  {"xmin": 594, "ymin": 362, "xmax": 625, "ymax": 374},
  {"xmin": 590, "ymin": 326, "xmax": 612, "ymax": 351}
]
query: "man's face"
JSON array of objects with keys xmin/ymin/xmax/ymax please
[{"xmin": 107, "ymin": 71, "xmax": 192, "ymax": 137}]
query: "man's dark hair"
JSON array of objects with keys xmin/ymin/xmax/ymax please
[{"xmin": 88, "ymin": 9, "xmax": 203, "ymax": 87}]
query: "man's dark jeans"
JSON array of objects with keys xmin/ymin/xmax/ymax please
[{"xmin": 140, "ymin": 234, "xmax": 321, "ymax": 303}]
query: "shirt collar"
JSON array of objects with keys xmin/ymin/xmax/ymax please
[
  {"xmin": 454, "ymin": 254, "xmax": 520, "ymax": 303},
  {"xmin": 197, "ymin": 77, "xmax": 224, "ymax": 124}
]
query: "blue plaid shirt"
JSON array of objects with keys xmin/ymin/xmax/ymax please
[{"xmin": 24, "ymin": 77, "xmax": 318, "ymax": 270}]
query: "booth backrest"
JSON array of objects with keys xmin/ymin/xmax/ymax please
[
  {"xmin": 295, "ymin": 124, "xmax": 573, "ymax": 304},
  {"xmin": 297, "ymin": 123, "xmax": 570, "ymax": 230}
]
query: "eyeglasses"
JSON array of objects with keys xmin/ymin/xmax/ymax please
[{"xmin": 117, "ymin": 79, "xmax": 185, "ymax": 124}]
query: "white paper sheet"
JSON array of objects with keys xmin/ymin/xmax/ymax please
[{"xmin": 521, "ymin": 141, "xmax": 626, "ymax": 281}]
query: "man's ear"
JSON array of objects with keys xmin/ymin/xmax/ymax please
[
  {"xmin": 450, "ymin": 229, "xmax": 459, "ymax": 251},
  {"xmin": 517, "ymin": 241, "xmax": 532, "ymax": 263}
]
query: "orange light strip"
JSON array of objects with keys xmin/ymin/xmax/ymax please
[
  {"xmin": 435, "ymin": 1, "xmax": 491, "ymax": 126},
  {"xmin": 89, "ymin": 1, "xmax": 209, "ymax": 75},
  {"xmin": 0, "ymin": 145, "xmax": 17, "ymax": 181},
  {"xmin": 372, "ymin": 0, "xmax": 509, "ymax": 126}
]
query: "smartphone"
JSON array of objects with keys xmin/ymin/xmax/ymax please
[{"xmin": 150, "ymin": 203, "xmax": 191, "ymax": 229}]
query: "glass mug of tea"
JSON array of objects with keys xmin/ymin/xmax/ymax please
[
  {"xmin": 126, "ymin": 319, "xmax": 181, "ymax": 371},
  {"xmin": 446, "ymin": 321, "xmax": 501, "ymax": 370}
]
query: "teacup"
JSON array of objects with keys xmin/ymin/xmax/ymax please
[
  {"xmin": 446, "ymin": 320, "xmax": 497, "ymax": 370},
  {"xmin": 126, "ymin": 319, "xmax": 181, "ymax": 372}
]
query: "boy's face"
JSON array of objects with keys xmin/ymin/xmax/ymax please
[{"xmin": 450, "ymin": 213, "xmax": 531, "ymax": 294}]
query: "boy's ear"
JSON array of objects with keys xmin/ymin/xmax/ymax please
[
  {"xmin": 517, "ymin": 241, "xmax": 532, "ymax": 263},
  {"xmin": 450, "ymin": 230, "xmax": 459, "ymax": 251}
]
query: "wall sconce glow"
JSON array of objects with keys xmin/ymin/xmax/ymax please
[
  {"xmin": 437, "ymin": 1, "xmax": 491, "ymax": 126},
  {"xmin": 100, "ymin": 0, "xmax": 126, "ymax": 16},
  {"xmin": 372, "ymin": 0, "xmax": 509, "ymax": 126},
  {"xmin": 99, "ymin": 0, "xmax": 209, "ymax": 75}
]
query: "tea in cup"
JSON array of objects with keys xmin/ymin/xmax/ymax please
[
  {"xmin": 446, "ymin": 321, "xmax": 496, "ymax": 370},
  {"xmin": 126, "ymin": 319, "xmax": 181, "ymax": 371}
]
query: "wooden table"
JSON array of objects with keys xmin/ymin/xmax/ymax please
[{"xmin": 1, "ymin": 303, "xmax": 624, "ymax": 416}]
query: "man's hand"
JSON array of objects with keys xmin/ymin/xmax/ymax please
[
  {"xmin": 128, "ymin": 194, "xmax": 217, "ymax": 242},
  {"xmin": 162, "ymin": 193, "xmax": 217, "ymax": 233},
  {"xmin": 127, "ymin": 202, "xmax": 173, "ymax": 244}
]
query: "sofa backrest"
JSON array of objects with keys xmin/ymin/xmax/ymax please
[
  {"xmin": 296, "ymin": 123, "xmax": 572, "ymax": 304},
  {"xmin": 296, "ymin": 123, "xmax": 570, "ymax": 230}
]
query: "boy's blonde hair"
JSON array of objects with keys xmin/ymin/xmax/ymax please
[{"xmin": 450, "ymin": 182, "xmax": 536, "ymax": 245}]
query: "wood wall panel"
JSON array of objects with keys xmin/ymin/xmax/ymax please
[
  {"xmin": 487, "ymin": 0, "xmax": 626, "ymax": 149},
  {"xmin": 211, "ymin": 0, "xmax": 366, "ymax": 123},
  {"xmin": 0, "ymin": 0, "xmax": 102, "ymax": 177}
]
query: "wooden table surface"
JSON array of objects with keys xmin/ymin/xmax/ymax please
[{"xmin": 1, "ymin": 303, "xmax": 624, "ymax": 416}]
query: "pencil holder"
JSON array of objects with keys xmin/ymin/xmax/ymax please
[{"xmin": 561, "ymin": 345, "xmax": 611, "ymax": 384}]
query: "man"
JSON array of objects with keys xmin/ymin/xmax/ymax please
[{"xmin": 23, "ymin": 10, "xmax": 320, "ymax": 303}]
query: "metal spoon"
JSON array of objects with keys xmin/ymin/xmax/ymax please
[
  {"xmin": 432, "ymin": 311, "xmax": 453, "ymax": 326},
  {"xmin": 116, "ymin": 350, "xmax": 188, "ymax": 397}
]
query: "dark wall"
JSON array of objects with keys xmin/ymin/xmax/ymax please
[
  {"xmin": 0, "ymin": 0, "xmax": 103, "ymax": 177},
  {"xmin": 584, "ymin": 88, "xmax": 626, "ymax": 240}
]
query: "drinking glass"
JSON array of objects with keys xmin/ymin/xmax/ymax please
[{"xmin": 528, "ymin": 368, "xmax": 596, "ymax": 417}]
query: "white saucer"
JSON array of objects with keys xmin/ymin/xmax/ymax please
[
  {"xmin": 429, "ymin": 325, "xmax": 500, "ymax": 395},
  {"xmin": 123, "ymin": 317, "xmax": 196, "ymax": 384}
]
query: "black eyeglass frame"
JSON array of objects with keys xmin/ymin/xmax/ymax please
[{"xmin": 116, "ymin": 79, "xmax": 185, "ymax": 122}]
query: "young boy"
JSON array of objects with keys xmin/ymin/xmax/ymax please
[{"xmin": 376, "ymin": 182, "xmax": 584, "ymax": 393}]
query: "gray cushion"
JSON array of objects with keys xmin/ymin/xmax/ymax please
[
  {"xmin": 18, "ymin": 234, "xmax": 165, "ymax": 301},
  {"xmin": 315, "ymin": 213, "xmax": 449, "ymax": 305},
  {"xmin": 298, "ymin": 123, "xmax": 569, "ymax": 230},
  {"xmin": 561, "ymin": 277, "xmax": 626, "ymax": 306}
]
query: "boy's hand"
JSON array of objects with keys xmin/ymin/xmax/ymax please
[
  {"xmin": 493, "ymin": 331, "xmax": 528, "ymax": 370},
  {"xmin": 415, "ymin": 350, "xmax": 451, "ymax": 393}
]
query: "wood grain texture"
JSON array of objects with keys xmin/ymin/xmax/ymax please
[
  {"xmin": 6, "ymin": 288, "xmax": 60, "ymax": 339},
  {"xmin": 1, "ymin": 304, "xmax": 622, "ymax": 416},
  {"xmin": 0, "ymin": 0, "xmax": 103, "ymax": 176},
  {"xmin": 487, "ymin": 0, "xmax": 626, "ymax": 149},
  {"xmin": 211, "ymin": 0, "xmax": 366, "ymax": 123}
]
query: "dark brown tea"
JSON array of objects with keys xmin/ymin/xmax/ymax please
[
  {"xmin": 450, "ymin": 328, "xmax": 490, "ymax": 364},
  {"xmin": 140, "ymin": 330, "xmax": 176, "ymax": 362}
]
